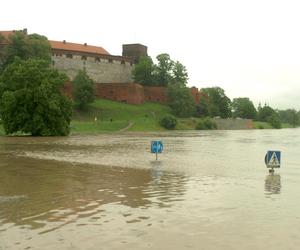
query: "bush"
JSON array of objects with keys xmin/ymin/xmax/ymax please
[
  {"xmin": 268, "ymin": 114, "xmax": 282, "ymax": 129},
  {"xmin": 160, "ymin": 114, "xmax": 177, "ymax": 129},
  {"xmin": 195, "ymin": 118, "xmax": 217, "ymax": 130}
]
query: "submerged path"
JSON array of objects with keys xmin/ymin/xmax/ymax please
[{"xmin": 119, "ymin": 121, "xmax": 134, "ymax": 132}]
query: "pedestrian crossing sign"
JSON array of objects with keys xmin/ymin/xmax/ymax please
[{"xmin": 265, "ymin": 151, "xmax": 281, "ymax": 168}]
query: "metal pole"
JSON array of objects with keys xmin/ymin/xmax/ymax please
[{"xmin": 156, "ymin": 152, "xmax": 158, "ymax": 161}]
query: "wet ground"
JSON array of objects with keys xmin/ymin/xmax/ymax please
[{"xmin": 0, "ymin": 129, "xmax": 300, "ymax": 249}]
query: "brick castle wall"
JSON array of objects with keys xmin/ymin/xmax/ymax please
[{"xmin": 63, "ymin": 82, "xmax": 200, "ymax": 105}]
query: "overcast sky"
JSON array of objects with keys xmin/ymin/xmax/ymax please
[{"xmin": 1, "ymin": 0, "xmax": 300, "ymax": 110}]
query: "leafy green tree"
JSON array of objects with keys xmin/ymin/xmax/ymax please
[
  {"xmin": 0, "ymin": 59, "xmax": 72, "ymax": 136},
  {"xmin": 257, "ymin": 104, "xmax": 275, "ymax": 122},
  {"xmin": 231, "ymin": 97, "xmax": 257, "ymax": 119},
  {"xmin": 132, "ymin": 53, "xmax": 189, "ymax": 87},
  {"xmin": 154, "ymin": 53, "xmax": 173, "ymax": 86},
  {"xmin": 171, "ymin": 61, "xmax": 188, "ymax": 86},
  {"xmin": 132, "ymin": 56, "xmax": 155, "ymax": 85},
  {"xmin": 168, "ymin": 84, "xmax": 196, "ymax": 117},
  {"xmin": 1, "ymin": 31, "xmax": 51, "ymax": 70},
  {"xmin": 268, "ymin": 113, "xmax": 282, "ymax": 129},
  {"xmin": 195, "ymin": 93, "xmax": 211, "ymax": 117},
  {"xmin": 0, "ymin": 33, "xmax": 6, "ymax": 71},
  {"xmin": 201, "ymin": 87, "xmax": 231, "ymax": 118},
  {"xmin": 278, "ymin": 109, "xmax": 299, "ymax": 127},
  {"xmin": 72, "ymin": 70, "xmax": 95, "ymax": 110}
]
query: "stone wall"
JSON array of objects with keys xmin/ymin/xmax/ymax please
[{"xmin": 52, "ymin": 54, "xmax": 133, "ymax": 83}]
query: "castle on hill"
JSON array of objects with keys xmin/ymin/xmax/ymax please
[{"xmin": 0, "ymin": 29, "xmax": 200, "ymax": 105}]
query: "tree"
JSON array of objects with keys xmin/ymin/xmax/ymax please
[
  {"xmin": 1, "ymin": 31, "xmax": 51, "ymax": 70},
  {"xmin": 154, "ymin": 53, "xmax": 173, "ymax": 86},
  {"xmin": 0, "ymin": 33, "xmax": 6, "ymax": 71},
  {"xmin": 268, "ymin": 113, "xmax": 282, "ymax": 129},
  {"xmin": 132, "ymin": 56, "xmax": 155, "ymax": 85},
  {"xmin": 168, "ymin": 84, "xmax": 196, "ymax": 117},
  {"xmin": 132, "ymin": 53, "xmax": 189, "ymax": 87},
  {"xmin": 231, "ymin": 97, "xmax": 257, "ymax": 119},
  {"xmin": 171, "ymin": 61, "xmax": 188, "ymax": 86},
  {"xmin": 201, "ymin": 87, "xmax": 231, "ymax": 118},
  {"xmin": 0, "ymin": 59, "xmax": 72, "ymax": 136},
  {"xmin": 195, "ymin": 93, "xmax": 211, "ymax": 117},
  {"xmin": 278, "ymin": 109, "xmax": 299, "ymax": 127},
  {"xmin": 72, "ymin": 70, "xmax": 95, "ymax": 110},
  {"xmin": 257, "ymin": 104, "xmax": 275, "ymax": 122}
]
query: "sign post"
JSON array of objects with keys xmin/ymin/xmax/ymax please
[
  {"xmin": 265, "ymin": 150, "xmax": 281, "ymax": 173},
  {"xmin": 151, "ymin": 141, "xmax": 163, "ymax": 160}
]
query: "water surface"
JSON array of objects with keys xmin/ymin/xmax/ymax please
[{"xmin": 0, "ymin": 129, "xmax": 300, "ymax": 249}]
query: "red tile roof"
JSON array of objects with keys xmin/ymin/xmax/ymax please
[
  {"xmin": 49, "ymin": 40, "xmax": 110, "ymax": 55},
  {"xmin": 0, "ymin": 31, "xmax": 14, "ymax": 39},
  {"xmin": 0, "ymin": 30, "xmax": 110, "ymax": 55}
]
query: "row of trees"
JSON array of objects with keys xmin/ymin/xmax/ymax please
[
  {"xmin": 133, "ymin": 54, "xmax": 188, "ymax": 87},
  {"xmin": 133, "ymin": 54, "xmax": 300, "ymax": 129},
  {"xmin": 0, "ymin": 31, "xmax": 94, "ymax": 136}
]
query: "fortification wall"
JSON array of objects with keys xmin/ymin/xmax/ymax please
[
  {"xmin": 52, "ymin": 54, "xmax": 133, "ymax": 83},
  {"xmin": 95, "ymin": 83, "xmax": 144, "ymax": 104},
  {"xmin": 213, "ymin": 118, "xmax": 254, "ymax": 130},
  {"xmin": 63, "ymin": 82, "xmax": 200, "ymax": 105},
  {"xmin": 144, "ymin": 86, "xmax": 168, "ymax": 104}
]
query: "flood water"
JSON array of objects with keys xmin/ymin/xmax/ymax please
[{"xmin": 0, "ymin": 129, "xmax": 300, "ymax": 249}]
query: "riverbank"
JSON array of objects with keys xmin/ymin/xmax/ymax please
[{"xmin": 0, "ymin": 99, "xmax": 294, "ymax": 135}]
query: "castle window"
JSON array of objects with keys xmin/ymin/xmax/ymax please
[
  {"xmin": 66, "ymin": 54, "xmax": 73, "ymax": 59},
  {"xmin": 81, "ymin": 55, "xmax": 87, "ymax": 60},
  {"xmin": 108, "ymin": 59, "xmax": 113, "ymax": 63},
  {"xmin": 95, "ymin": 57, "xmax": 100, "ymax": 62}
]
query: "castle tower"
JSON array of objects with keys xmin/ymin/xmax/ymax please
[{"xmin": 122, "ymin": 43, "xmax": 148, "ymax": 64}]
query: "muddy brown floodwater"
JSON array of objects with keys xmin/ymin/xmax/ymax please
[{"xmin": 1, "ymin": 129, "xmax": 300, "ymax": 250}]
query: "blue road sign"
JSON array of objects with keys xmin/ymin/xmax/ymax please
[
  {"xmin": 265, "ymin": 151, "xmax": 281, "ymax": 168},
  {"xmin": 151, "ymin": 141, "xmax": 163, "ymax": 154}
]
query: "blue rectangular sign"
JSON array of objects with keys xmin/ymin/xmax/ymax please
[
  {"xmin": 151, "ymin": 141, "xmax": 163, "ymax": 154},
  {"xmin": 266, "ymin": 151, "xmax": 281, "ymax": 168}
]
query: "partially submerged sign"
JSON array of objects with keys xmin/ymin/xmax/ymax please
[
  {"xmin": 151, "ymin": 141, "xmax": 163, "ymax": 154},
  {"xmin": 265, "ymin": 151, "xmax": 281, "ymax": 169},
  {"xmin": 151, "ymin": 141, "xmax": 163, "ymax": 160}
]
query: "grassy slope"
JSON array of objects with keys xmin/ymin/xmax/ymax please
[
  {"xmin": 1, "ymin": 100, "xmax": 295, "ymax": 135},
  {"xmin": 71, "ymin": 99, "xmax": 172, "ymax": 133},
  {"xmin": 253, "ymin": 121, "xmax": 293, "ymax": 129}
]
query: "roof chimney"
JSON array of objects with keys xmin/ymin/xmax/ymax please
[
  {"xmin": 63, "ymin": 40, "xmax": 66, "ymax": 44},
  {"xmin": 84, "ymin": 43, "xmax": 87, "ymax": 46}
]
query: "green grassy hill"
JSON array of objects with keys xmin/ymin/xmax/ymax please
[{"xmin": 71, "ymin": 99, "xmax": 173, "ymax": 133}]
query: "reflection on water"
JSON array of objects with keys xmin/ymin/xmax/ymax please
[
  {"xmin": 265, "ymin": 174, "xmax": 281, "ymax": 195},
  {"xmin": 0, "ymin": 157, "xmax": 187, "ymax": 229},
  {"xmin": 1, "ymin": 129, "xmax": 300, "ymax": 249}
]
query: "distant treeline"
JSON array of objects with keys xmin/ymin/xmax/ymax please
[{"xmin": 133, "ymin": 55, "xmax": 299, "ymax": 129}]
